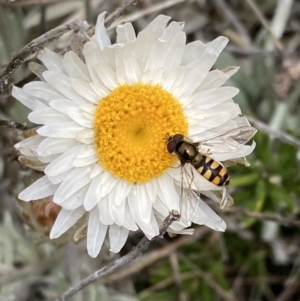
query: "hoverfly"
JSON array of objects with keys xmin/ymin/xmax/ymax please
[{"xmin": 166, "ymin": 126, "xmax": 257, "ymax": 226}]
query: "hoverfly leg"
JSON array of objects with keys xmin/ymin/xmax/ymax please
[
  {"xmin": 220, "ymin": 187, "xmax": 227, "ymax": 209},
  {"xmin": 189, "ymin": 167, "xmax": 195, "ymax": 189}
]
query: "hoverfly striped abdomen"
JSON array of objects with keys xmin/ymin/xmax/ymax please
[{"xmin": 195, "ymin": 156, "xmax": 230, "ymax": 187}]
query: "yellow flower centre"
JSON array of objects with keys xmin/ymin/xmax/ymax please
[{"xmin": 94, "ymin": 83, "xmax": 188, "ymax": 183}]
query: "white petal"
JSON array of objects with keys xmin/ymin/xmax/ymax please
[
  {"xmin": 100, "ymin": 173, "xmax": 120, "ymax": 198},
  {"xmin": 162, "ymin": 31, "xmax": 186, "ymax": 76},
  {"xmin": 84, "ymin": 173, "xmax": 102, "ymax": 211},
  {"xmin": 38, "ymin": 48, "xmax": 66, "ymax": 74},
  {"xmin": 90, "ymin": 82, "xmax": 109, "ymax": 98},
  {"xmin": 98, "ymin": 195, "xmax": 114, "ymax": 225},
  {"xmin": 193, "ymin": 199, "xmax": 226, "ymax": 231},
  {"xmin": 123, "ymin": 201, "xmax": 138, "ymax": 231},
  {"xmin": 37, "ymin": 137, "xmax": 80, "ymax": 156},
  {"xmin": 73, "ymin": 155, "xmax": 98, "ymax": 167},
  {"xmin": 63, "ymin": 51, "xmax": 91, "ymax": 81},
  {"xmin": 15, "ymin": 135, "xmax": 44, "ymax": 152},
  {"xmin": 87, "ymin": 207, "xmax": 108, "ymax": 257},
  {"xmin": 59, "ymin": 185, "xmax": 88, "ymax": 210},
  {"xmin": 222, "ymin": 66, "xmax": 240, "ymax": 80},
  {"xmin": 72, "ymin": 80, "xmax": 99, "ymax": 104},
  {"xmin": 37, "ymin": 121, "xmax": 84, "ymax": 138},
  {"xmin": 90, "ymin": 163, "xmax": 103, "ymax": 178},
  {"xmin": 116, "ymin": 22, "xmax": 136, "ymax": 43},
  {"xmin": 53, "ymin": 166, "xmax": 92, "ymax": 204},
  {"xmin": 212, "ymin": 141, "xmax": 256, "ymax": 161},
  {"xmin": 43, "ymin": 71, "xmax": 89, "ymax": 105},
  {"xmin": 76, "ymin": 128, "xmax": 94, "ymax": 144},
  {"xmin": 157, "ymin": 173, "xmax": 179, "ymax": 211},
  {"xmin": 108, "ymin": 194, "xmax": 125, "ymax": 226},
  {"xmin": 80, "ymin": 104, "xmax": 96, "ymax": 115},
  {"xmin": 174, "ymin": 55, "xmax": 217, "ymax": 99},
  {"xmin": 206, "ymin": 36, "xmax": 229, "ymax": 56},
  {"xmin": 114, "ymin": 180, "xmax": 132, "ymax": 206},
  {"xmin": 128, "ymin": 187, "xmax": 159, "ymax": 239},
  {"xmin": 83, "ymin": 41, "xmax": 105, "ymax": 85},
  {"xmin": 188, "ymin": 111, "xmax": 232, "ymax": 135},
  {"xmin": 162, "ymin": 66, "xmax": 185, "ymax": 92},
  {"xmin": 95, "ymin": 12, "xmax": 111, "ymax": 50},
  {"xmin": 145, "ymin": 15, "xmax": 171, "ymax": 38},
  {"xmin": 19, "ymin": 175, "xmax": 58, "ymax": 201},
  {"xmin": 50, "ymin": 207, "xmax": 85, "ymax": 239},
  {"xmin": 109, "ymin": 224, "xmax": 129, "ymax": 253},
  {"xmin": 24, "ymin": 81, "xmax": 64, "ymax": 102},
  {"xmin": 145, "ymin": 39, "xmax": 168, "ymax": 72},
  {"xmin": 196, "ymin": 70, "xmax": 227, "ymax": 91},
  {"xmin": 12, "ymin": 86, "xmax": 35, "ymax": 110},
  {"xmin": 145, "ymin": 178, "xmax": 158, "ymax": 203},
  {"xmin": 29, "ymin": 103, "xmax": 70, "ymax": 124},
  {"xmin": 166, "ymin": 165, "xmax": 181, "ymax": 183},
  {"xmin": 38, "ymin": 153, "xmax": 59, "ymax": 163},
  {"xmin": 116, "ymin": 47, "xmax": 142, "ymax": 85},
  {"xmin": 181, "ymin": 41, "xmax": 206, "ymax": 66},
  {"xmin": 49, "ymin": 99, "xmax": 93, "ymax": 128},
  {"xmin": 136, "ymin": 184, "xmax": 152, "ymax": 223},
  {"xmin": 48, "ymin": 169, "xmax": 72, "ymax": 184},
  {"xmin": 186, "ymin": 87, "xmax": 239, "ymax": 110},
  {"xmin": 95, "ymin": 62, "xmax": 118, "ymax": 91},
  {"xmin": 135, "ymin": 29, "xmax": 156, "ymax": 72},
  {"xmin": 45, "ymin": 145, "xmax": 86, "ymax": 177},
  {"xmin": 102, "ymin": 44, "xmax": 123, "ymax": 71},
  {"xmin": 152, "ymin": 198, "xmax": 169, "ymax": 219},
  {"xmin": 161, "ymin": 21, "xmax": 184, "ymax": 42}
]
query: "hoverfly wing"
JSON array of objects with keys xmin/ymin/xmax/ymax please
[
  {"xmin": 179, "ymin": 164, "xmax": 200, "ymax": 226},
  {"xmin": 179, "ymin": 166, "xmax": 227, "ymax": 229},
  {"xmin": 195, "ymin": 126, "xmax": 257, "ymax": 152},
  {"xmin": 196, "ymin": 199, "xmax": 226, "ymax": 231},
  {"xmin": 216, "ymin": 126, "xmax": 257, "ymax": 145}
]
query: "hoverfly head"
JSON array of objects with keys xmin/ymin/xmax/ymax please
[{"xmin": 166, "ymin": 134, "xmax": 184, "ymax": 154}]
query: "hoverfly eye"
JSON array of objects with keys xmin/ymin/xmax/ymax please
[
  {"xmin": 167, "ymin": 140, "xmax": 177, "ymax": 154},
  {"xmin": 173, "ymin": 134, "xmax": 184, "ymax": 144}
]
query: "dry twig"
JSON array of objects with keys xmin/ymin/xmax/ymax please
[
  {"xmin": 109, "ymin": 0, "xmax": 185, "ymax": 29},
  {"xmin": 0, "ymin": 20, "xmax": 89, "ymax": 92},
  {"xmin": 212, "ymin": 0, "xmax": 252, "ymax": 47},
  {"xmin": 97, "ymin": 227, "xmax": 209, "ymax": 285},
  {"xmin": 0, "ymin": 120, "xmax": 29, "ymax": 130},
  {"xmin": 178, "ymin": 253, "xmax": 238, "ymax": 301},
  {"xmin": 244, "ymin": 0, "xmax": 284, "ymax": 52},
  {"xmin": 221, "ymin": 206, "xmax": 300, "ymax": 228},
  {"xmin": 53, "ymin": 210, "xmax": 180, "ymax": 301},
  {"xmin": 104, "ymin": 0, "xmax": 143, "ymax": 28},
  {"xmin": 169, "ymin": 253, "xmax": 187, "ymax": 301},
  {"xmin": 246, "ymin": 115, "xmax": 300, "ymax": 149}
]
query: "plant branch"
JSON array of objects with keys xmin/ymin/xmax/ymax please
[
  {"xmin": 97, "ymin": 227, "xmax": 209, "ymax": 285},
  {"xmin": 212, "ymin": 0, "xmax": 252, "ymax": 47},
  {"xmin": 0, "ymin": 20, "xmax": 89, "ymax": 92},
  {"xmin": 53, "ymin": 210, "xmax": 180, "ymax": 301},
  {"xmin": 246, "ymin": 115, "xmax": 300, "ymax": 149},
  {"xmin": 0, "ymin": 120, "xmax": 29, "ymax": 130},
  {"xmin": 244, "ymin": 0, "xmax": 284, "ymax": 52},
  {"xmin": 105, "ymin": 0, "xmax": 143, "ymax": 28},
  {"xmin": 221, "ymin": 206, "xmax": 300, "ymax": 228}
]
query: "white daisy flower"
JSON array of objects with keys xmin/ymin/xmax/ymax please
[{"xmin": 14, "ymin": 13, "xmax": 256, "ymax": 257}]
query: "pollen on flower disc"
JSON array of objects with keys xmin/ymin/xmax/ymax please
[{"xmin": 94, "ymin": 83, "xmax": 188, "ymax": 183}]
